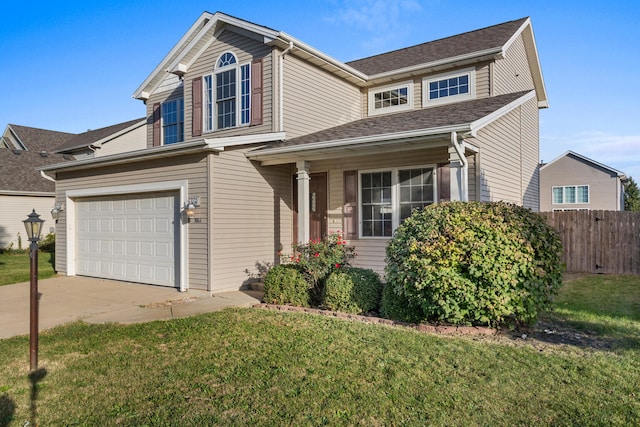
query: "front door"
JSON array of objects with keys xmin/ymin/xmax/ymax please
[{"xmin": 309, "ymin": 173, "xmax": 327, "ymax": 241}]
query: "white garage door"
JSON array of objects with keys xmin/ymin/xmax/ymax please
[{"xmin": 75, "ymin": 192, "xmax": 179, "ymax": 287}]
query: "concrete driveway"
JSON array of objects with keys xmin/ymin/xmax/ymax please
[{"xmin": 0, "ymin": 276, "xmax": 263, "ymax": 339}]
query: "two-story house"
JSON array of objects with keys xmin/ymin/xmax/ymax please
[
  {"xmin": 41, "ymin": 12, "xmax": 548, "ymax": 292},
  {"xmin": 539, "ymin": 151, "xmax": 627, "ymax": 211}
]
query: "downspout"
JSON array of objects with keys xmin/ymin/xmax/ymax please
[
  {"xmin": 279, "ymin": 41, "xmax": 294, "ymax": 132},
  {"xmin": 451, "ymin": 131, "xmax": 469, "ymax": 202}
]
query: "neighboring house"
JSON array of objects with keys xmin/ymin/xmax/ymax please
[
  {"xmin": 539, "ymin": 151, "xmax": 627, "ymax": 211},
  {"xmin": 41, "ymin": 12, "xmax": 548, "ymax": 292},
  {"xmin": 0, "ymin": 125, "xmax": 75, "ymax": 249},
  {"xmin": 0, "ymin": 120, "xmax": 145, "ymax": 248}
]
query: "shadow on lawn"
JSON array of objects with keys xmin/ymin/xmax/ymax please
[
  {"xmin": 0, "ymin": 394, "xmax": 15, "ymax": 427},
  {"xmin": 28, "ymin": 368, "xmax": 47, "ymax": 427},
  {"xmin": 510, "ymin": 315, "xmax": 640, "ymax": 351}
]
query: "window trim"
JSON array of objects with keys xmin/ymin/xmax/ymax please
[
  {"xmin": 367, "ymin": 80, "xmax": 414, "ymax": 116},
  {"xmin": 422, "ymin": 67, "xmax": 475, "ymax": 107},
  {"xmin": 161, "ymin": 98, "xmax": 184, "ymax": 145},
  {"xmin": 203, "ymin": 51, "xmax": 251, "ymax": 133},
  {"xmin": 552, "ymin": 185, "xmax": 590, "ymax": 205},
  {"xmin": 358, "ymin": 165, "xmax": 437, "ymax": 239}
]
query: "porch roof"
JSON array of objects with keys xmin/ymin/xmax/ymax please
[{"xmin": 248, "ymin": 91, "xmax": 532, "ymax": 165}]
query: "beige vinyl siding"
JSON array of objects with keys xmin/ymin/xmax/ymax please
[
  {"xmin": 493, "ymin": 34, "xmax": 535, "ymax": 96},
  {"xmin": 308, "ymin": 146, "xmax": 449, "ymax": 276},
  {"xmin": 0, "ymin": 194, "xmax": 55, "ymax": 249},
  {"xmin": 95, "ymin": 125, "xmax": 146, "ymax": 157},
  {"xmin": 283, "ymin": 54, "xmax": 362, "ymax": 139},
  {"xmin": 53, "ymin": 153, "xmax": 209, "ymax": 290},
  {"xmin": 184, "ymin": 29, "xmax": 274, "ymax": 141},
  {"xmin": 473, "ymin": 97, "xmax": 539, "ymax": 210},
  {"xmin": 540, "ymin": 155, "xmax": 622, "ymax": 211},
  {"xmin": 210, "ymin": 147, "xmax": 292, "ymax": 292},
  {"xmin": 475, "ymin": 62, "xmax": 491, "ymax": 99}
]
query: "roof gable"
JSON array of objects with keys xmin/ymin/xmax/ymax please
[
  {"xmin": 2, "ymin": 124, "xmax": 76, "ymax": 153},
  {"xmin": 541, "ymin": 151, "xmax": 626, "ymax": 179}
]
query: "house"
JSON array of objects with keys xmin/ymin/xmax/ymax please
[
  {"xmin": 0, "ymin": 120, "xmax": 145, "ymax": 249},
  {"xmin": 40, "ymin": 12, "xmax": 548, "ymax": 292},
  {"xmin": 0, "ymin": 125, "xmax": 75, "ymax": 248},
  {"xmin": 539, "ymin": 151, "xmax": 627, "ymax": 211}
]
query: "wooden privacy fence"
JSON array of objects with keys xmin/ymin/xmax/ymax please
[{"xmin": 540, "ymin": 210, "xmax": 640, "ymax": 275}]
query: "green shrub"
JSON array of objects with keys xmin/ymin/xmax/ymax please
[
  {"xmin": 323, "ymin": 268, "xmax": 382, "ymax": 314},
  {"xmin": 263, "ymin": 264, "xmax": 310, "ymax": 307},
  {"xmin": 385, "ymin": 201, "xmax": 564, "ymax": 327},
  {"xmin": 39, "ymin": 233, "xmax": 56, "ymax": 253},
  {"xmin": 286, "ymin": 232, "xmax": 356, "ymax": 304},
  {"xmin": 380, "ymin": 282, "xmax": 424, "ymax": 323}
]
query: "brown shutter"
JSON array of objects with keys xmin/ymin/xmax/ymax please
[
  {"xmin": 192, "ymin": 77, "xmax": 203, "ymax": 137},
  {"xmin": 438, "ymin": 163, "xmax": 450, "ymax": 202},
  {"xmin": 250, "ymin": 58, "xmax": 263, "ymax": 126},
  {"xmin": 343, "ymin": 170, "xmax": 358, "ymax": 240},
  {"xmin": 152, "ymin": 102, "xmax": 161, "ymax": 147}
]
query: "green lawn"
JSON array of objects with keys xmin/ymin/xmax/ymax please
[
  {"xmin": 0, "ymin": 251, "xmax": 56, "ymax": 286},
  {"xmin": 0, "ymin": 275, "xmax": 638, "ymax": 426}
]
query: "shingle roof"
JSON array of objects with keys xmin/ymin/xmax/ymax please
[
  {"xmin": 346, "ymin": 18, "xmax": 528, "ymax": 75},
  {"xmin": 260, "ymin": 91, "xmax": 530, "ymax": 150},
  {"xmin": 7, "ymin": 125, "xmax": 76, "ymax": 153},
  {"xmin": 53, "ymin": 117, "xmax": 145, "ymax": 153},
  {"xmin": 0, "ymin": 148, "xmax": 73, "ymax": 193}
]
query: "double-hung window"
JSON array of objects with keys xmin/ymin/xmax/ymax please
[
  {"xmin": 161, "ymin": 98, "xmax": 184, "ymax": 145},
  {"xmin": 360, "ymin": 166, "xmax": 435, "ymax": 237},
  {"xmin": 552, "ymin": 185, "xmax": 589, "ymax": 204},
  {"xmin": 204, "ymin": 52, "xmax": 251, "ymax": 131}
]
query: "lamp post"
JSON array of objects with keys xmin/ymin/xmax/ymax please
[{"xmin": 23, "ymin": 209, "xmax": 44, "ymax": 372}]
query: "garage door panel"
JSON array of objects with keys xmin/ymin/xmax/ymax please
[{"xmin": 76, "ymin": 192, "xmax": 179, "ymax": 287}]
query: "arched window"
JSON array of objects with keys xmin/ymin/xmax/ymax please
[{"xmin": 204, "ymin": 52, "xmax": 251, "ymax": 131}]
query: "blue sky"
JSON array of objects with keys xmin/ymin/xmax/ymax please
[{"xmin": 2, "ymin": 0, "xmax": 639, "ymax": 180}]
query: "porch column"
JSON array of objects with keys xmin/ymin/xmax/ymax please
[
  {"xmin": 296, "ymin": 160, "xmax": 310, "ymax": 243},
  {"xmin": 448, "ymin": 139, "xmax": 469, "ymax": 202}
]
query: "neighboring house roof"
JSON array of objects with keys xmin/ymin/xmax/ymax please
[
  {"xmin": 52, "ymin": 117, "xmax": 146, "ymax": 153},
  {"xmin": 540, "ymin": 150, "xmax": 627, "ymax": 180},
  {"xmin": 134, "ymin": 13, "xmax": 546, "ymax": 107},
  {"xmin": 248, "ymin": 91, "xmax": 533, "ymax": 163},
  {"xmin": 1, "ymin": 124, "xmax": 76, "ymax": 152},
  {"xmin": 0, "ymin": 148, "xmax": 72, "ymax": 194}
]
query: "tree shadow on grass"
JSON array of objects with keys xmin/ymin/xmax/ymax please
[{"xmin": 0, "ymin": 394, "xmax": 16, "ymax": 427}]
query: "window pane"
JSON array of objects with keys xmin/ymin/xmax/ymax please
[
  {"xmin": 552, "ymin": 187, "xmax": 563, "ymax": 204},
  {"xmin": 162, "ymin": 99, "xmax": 184, "ymax": 145},
  {"xmin": 399, "ymin": 167, "xmax": 434, "ymax": 222},
  {"xmin": 240, "ymin": 64, "xmax": 250, "ymax": 124},
  {"xmin": 577, "ymin": 186, "xmax": 589, "ymax": 203},
  {"xmin": 361, "ymin": 171, "xmax": 392, "ymax": 237},
  {"xmin": 564, "ymin": 186, "xmax": 576, "ymax": 204}
]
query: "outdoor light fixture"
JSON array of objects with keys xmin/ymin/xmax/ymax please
[
  {"xmin": 23, "ymin": 209, "xmax": 45, "ymax": 372},
  {"xmin": 50, "ymin": 202, "xmax": 65, "ymax": 223},
  {"xmin": 184, "ymin": 196, "xmax": 201, "ymax": 222}
]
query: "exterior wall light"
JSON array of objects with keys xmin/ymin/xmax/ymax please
[
  {"xmin": 23, "ymin": 209, "xmax": 44, "ymax": 372},
  {"xmin": 51, "ymin": 202, "xmax": 65, "ymax": 223},
  {"xmin": 184, "ymin": 196, "xmax": 201, "ymax": 223}
]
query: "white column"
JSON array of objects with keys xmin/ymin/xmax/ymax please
[{"xmin": 296, "ymin": 160, "xmax": 310, "ymax": 243}]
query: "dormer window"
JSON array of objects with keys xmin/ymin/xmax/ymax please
[
  {"xmin": 423, "ymin": 68, "xmax": 475, "ymax": 106},
  {"xmin": 368, "ymin": 81, "xmax": 414, "ymax": 116},
  {"xmin": 204, "ymin": 52, "xmax": 251, "ymax": 131}
]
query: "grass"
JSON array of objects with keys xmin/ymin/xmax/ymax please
[
  {"xmin": 1, "ymin": 275, "xmax": 639, "ymax": 426},
  {"xmin": 0, "ymin": 251, "xmax": 57, "ymax": 286}
]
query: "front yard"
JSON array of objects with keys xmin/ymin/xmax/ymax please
[
  {"xmin": 0, "ymin": 274, "xmax": 638, "ymax": 425},
  {"xmin": 0, "ymin": 251, "xmax": 56, "ymax": 286}
]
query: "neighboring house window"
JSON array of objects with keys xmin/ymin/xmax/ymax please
[
  {"xmin": 552, "ymin": 185, "xmax": 589, "ymax": 204},
  {"xmin": 204, "ymin": 52, "xmax": 251, "ymax": 131},
  {"xmin": 360, "ymin": 166, "xmax": 436, "ymax": 237},
  {"xmin": 423, "ymin": 68, "xmax": 475, "ymax": 106},
  {"xmin": 368, "ymin": 81, "xmax": 414, "ymax": 116},
  {"xmin": 162, "ymin": 98, "xmax": 184, "ymax": 144}
]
